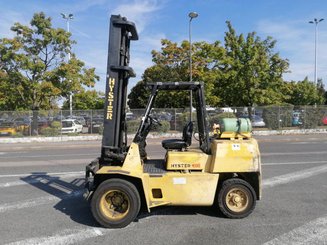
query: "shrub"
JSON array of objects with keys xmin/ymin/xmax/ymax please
[
  {"xmin": 67, "ymin": 132, "xmax": 80, "ymax": 136},
  {"xmin": 12, "ymin": 132, "xmax": 24, "ymax": 138},
  {"xmin": 51, "ymin": 121, "xmax": 61, "ymax": 129},
  {"xmin": 300, "ymin": 106, "xmax": 326, "ymax": 129},
  {"xmin": 98, "ymin": 125, "xmax": 104, "ymax": 135},
  {"xmin": 126, "ymin": 120, "xmax": 140, "ymax": 134},
  {"xmin": 262, "ymin": 106, "xmax": 293, "ymax": 130},
  {"xmin": 40, "ymin": 127, "xmax": 59, "ymax": 136},
  {"xmin": 40, "ymin": 121, "xmax": 61, "ymax": 136},
  {"xmin": 174, "ymin": 112, "xmax": 196, "ymax": 131},
  {"xmin": 153, "ymin": 120, "xmax": 170, "ymax": 133}
]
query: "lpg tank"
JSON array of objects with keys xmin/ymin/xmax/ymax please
[{"xmin": 219, "ymin": 118, "xmax": 252, "ymax": 133}]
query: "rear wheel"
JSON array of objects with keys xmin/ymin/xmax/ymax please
[
  {"xmin": 217, "ymin": 178, "xmax": 256, "ymax": 219},
  {"xmin": 91, "ymin": 178, "xmax": 141, "ymax": 228}
]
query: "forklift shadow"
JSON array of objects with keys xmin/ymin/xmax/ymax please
[
  {"xmin": 20, "ymin": 172, "xmax": 100, "ymax": 227},
  {"xmin": 137, "ymin": 205, "xmax": 225, "ymax": 222}
]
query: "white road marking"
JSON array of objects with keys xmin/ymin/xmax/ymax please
[
  {"xmin": 0, "ymin": 190, "xmax": 83, "ymax": 213},
  {"xmin": 263, "ymin": 160, "xmax": 327, "ymax": 166},
  {"xmin": 263, "ymin": 215, "xmax": 327, "ymax": 245},
  {"xmin": 263, "ymin": 164, "xmax": 327, "ymax": 188},
  {"xmin": 6, "ymin": 227, "xmax": 109, "ymax": 245},
  {"xmin": 262, "ymin": 151, "xmax": 327, "ymax": 156},
  {"xmin": 0, "ymin": 196, "xmax": 60, "ymax": 214},
  {"xmin": 289, "ymin": 141, "xmax": 307, "ymax": 144},
  {"xmin": 0, "ymin": 153, "xmax": 96, "ymax": 159},
  {"xmin": 5, "ymin": 217, "xmax": 142, "ymax": 245},
  {"xmin": 0, "ymin": 171, "xmax": 84, "ymax": 178},
  {"xmin": 0, "ymin": 173, "xmax": 84, "ymax": 188},
  {"xmin": 289, "ymin": 142, "xmax": 319, "ymax": 144}
]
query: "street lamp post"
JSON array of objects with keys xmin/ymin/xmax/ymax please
[
  {"xmin": 309, "ymin": 18, "xmax": 324, "ymax": 86},
  {"xmin": 188, "ymin": 12, "xmax": 198, "ymax": 121},
  {"xmin": 61, "ymin": 13, "xmax": 74, "ymax": 117}
]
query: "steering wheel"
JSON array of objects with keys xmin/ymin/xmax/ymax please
[
  {"xmin": 148, "ymin": 115, "xmax": 162, "ymax": 126},
  {"xmin": 193, "ymin": 131, "xmax": 200, "ymax": 141}
]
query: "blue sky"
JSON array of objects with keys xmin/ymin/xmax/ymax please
[{"xmin": 1, "ymin": 0, "xmax": 327, "ymax": 93}]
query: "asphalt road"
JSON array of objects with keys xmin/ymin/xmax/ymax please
[{"xmin": 0, "ymin": 134, "xmax": 327, "ymax": 244}]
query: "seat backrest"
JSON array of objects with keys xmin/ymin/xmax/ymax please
[{"xmin": 182, "ymin": 121, "xmax": 193, "ymax": 146}]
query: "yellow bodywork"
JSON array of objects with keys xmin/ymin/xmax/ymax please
[
  {"xmin": 166, "ymin": 149, "xmax": 212, "ymax": 171},
  {"xmin": 210, "ymin": 138, "xmax": 261, "ymax": 173},
  {"xmin": 96, "ymin": 137, "xmax": 261, "ymax": 211}
]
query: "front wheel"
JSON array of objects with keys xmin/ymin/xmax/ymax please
[
  {"xmin": 217, "ymin": 178, "xmax": 256, "ymax": 219},
  {"xmin": 91, "ymin": 179, "xmax": 141, "ymax": 228}
]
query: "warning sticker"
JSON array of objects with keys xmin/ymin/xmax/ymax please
[
  {"xmin": 232, "ymin": 144, "xmax": 241, "ymax": 151},
  {"xmin": 173, "ymin": 177, "xmax": 186, "ymax": 185}
]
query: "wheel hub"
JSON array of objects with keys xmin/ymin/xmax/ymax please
[
  {"xmin": 233, "ymin": 195, "xmax": 241, "ymax": 204},
  {"xmin": 112, "ymin": 194, "xmax": 123, "ymax": 206},
  {"xmin": 100, "ymin": 190, "xmax": 130, "ymax": 220},
  {"xmin": 226, "ymin": 188, "xmax": 249, "ymax": 212}
]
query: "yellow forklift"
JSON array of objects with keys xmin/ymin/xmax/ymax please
[{"xmin": 85, "ymin": 15, "xmax": 262, "ymax": 228}]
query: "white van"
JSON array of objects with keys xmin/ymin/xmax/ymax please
[
  {"xmin": 219, "ymin": 107, "xmax": 235, "ymax": 113},
  {"xmin": 61, "ymin": 119, "xmax": 83, "ymax": 134}
]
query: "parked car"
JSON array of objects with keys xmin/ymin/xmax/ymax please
[
  {"xmin": 61, "ymin": 119, "xmax": 83, "ymax": 134},
  {"xmin": 126, "ymin": 112, "xmax": 136, "ymax": 121},
  {"xmin": 239, "ymin": 114, "xmax": 265, "ymax": 127},
  {"xmin": 83, "ymin": 116, "xmax": 92, "ymax": 127},
  {"xmin": 0, "ymin": 122, "xmax": 17, "ymax": 136},
  {"xmin": 292, "ymin": 111, "xmax": 303, "ymax": 126},
  {"xmin": 12, "ymin": 117, "xmax": 31, "ymax": 126},
  {"xmin": 66, "ymin": 116, "xmax": 86, "ymax": 126},
  {"xmin": 53, "ymin": 115, "xmax": 66, "ymax": 121},
  {"xmin": 251, "ymin": 115, "xmax": 265, "ymax": 127},
  {"xmin": 322, "ymin": 116, "xmax": 327, "ymax": 125},
  {"xmin": 0, "ymin": 121, "xmax": 29, "ymax": 136},
  {"xmin": 89, "ymin": 118, "xmax": 103, "ymax": 134},
  {"xmin": 218, "ymin": 107, "xmax": 235, "ymax": 113}
]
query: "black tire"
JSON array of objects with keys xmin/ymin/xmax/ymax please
[
  {"xmin": 217, "ymin": 178, "xmax": 256, "ymax": 219},
  {"xmin": 91, "ymin": 178, "xmax": 141, "ymax": 228}
]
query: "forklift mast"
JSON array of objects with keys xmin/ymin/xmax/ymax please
[{"xmin": 101, "ymin": 15, "xmax": 138, "ymax": 162}]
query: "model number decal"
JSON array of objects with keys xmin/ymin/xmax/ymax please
[
  {"xmin": 170, "ymin": 163, "xmax": 201, "ymax": 168},
  {"xmin": 171, "ymin": 163, "xmax": 191, "ymax": 168}
]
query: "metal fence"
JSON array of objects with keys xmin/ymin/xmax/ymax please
[{"xmin": 0, "ymin": 106, "xmax": 327, "ymax": 137}]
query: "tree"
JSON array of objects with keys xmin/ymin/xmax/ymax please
[
  {"xmin": 216, "ymin": 21, "xmax": 289, "ymax": 110},
  {"xmin": 0, "ymin": 12, "xmax": 99, "ymax": 132},
  {"xmin": 0, "ymin": 70, "xmax": 10, "ymax": 110},
  {"xmin": 62, "ymin": 90, "xmax": 104, "ymax": 110},
  {"xmin": 128, "ymin": 80, "xmax": 150, "ymax": 109},
  {"xmin": 128, "ymin": 22, "xmax": 291, "ymax": 110},
  {"xmin": 317, "ymin": 78, "xmax": 326, "ymax": 105},
  {"xmin": 284, "ymin": 77, "xmax": 325, "ymax": 105},
  {"xmin": 128, "ymin": 39, "xmax": 225, "ymax": 108}
]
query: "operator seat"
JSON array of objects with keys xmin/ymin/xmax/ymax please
[{"xmin": 162, "ymin": 121, "xmax": 193, "ymax": 150}]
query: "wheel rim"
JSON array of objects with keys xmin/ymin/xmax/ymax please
[
  {"xmin": 225, "ymin": 187, "xmax": 249, "ymax": 213},
  {"xmin": 99, "ymin": 190, "xmax": 130, "ymax": 221}
]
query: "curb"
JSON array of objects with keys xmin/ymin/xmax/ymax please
[
  {"xmin": 252, "ymin": 128, "xmax": 327, "ymax": 136},
  {"xmin": 1, "ymin": 129, "xmax": 327, "ymax": 144}
]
